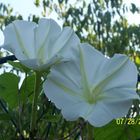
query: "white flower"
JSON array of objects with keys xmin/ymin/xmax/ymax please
[
  {"xmin": 43, "ymin": 43, "xmax": 139, "ymax": 127},
  {"xmin": 1, "ymin": 18, "xmax": 80, "ymax": 71}
]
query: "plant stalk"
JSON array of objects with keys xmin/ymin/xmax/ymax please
[{"xmin": 30, "ymin": 72, "xmax": 42, "ymax": 138}]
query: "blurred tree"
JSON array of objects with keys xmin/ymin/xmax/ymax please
[
  {"xmin": 40, "ymin": 0, "xmax": 140, "ymax": 57},
  {"xmin": 0, "ymin": 3, "xmax": 22, "ymax": 29}
]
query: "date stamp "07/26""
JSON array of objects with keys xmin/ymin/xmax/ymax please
[{"xmin": 116, "ymin": 118, "xmax": 140, "ymax": 125}]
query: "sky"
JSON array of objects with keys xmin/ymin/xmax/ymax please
[
  {"xmin": 1, "ymin": 0, "xmax": 43, "ymax": 19},
  {"xmin": 1, "ymin": 0, "xmax": 140, "ymax": 23},
  {"xmin": 123, "ymin": 0, "xmax": 140, "ymax": 24},
  {"xmin": 0, "ymin": 0, "xmax": 140, "ymax": 45}
]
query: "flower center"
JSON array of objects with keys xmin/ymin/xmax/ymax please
[{"xmin": 85, "ymin": 85, "xmax": 103, "ymax": 104}]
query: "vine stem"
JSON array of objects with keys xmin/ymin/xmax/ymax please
[
  {"xmin": 87, "ymin": 123, "xmax": 94, "ymax": 140},
  {"xmin": 30, "ymin": 72, "xmax": 42, "ymax": 138}
]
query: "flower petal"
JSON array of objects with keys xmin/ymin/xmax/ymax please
[
  {"xmin": 84, "ymin": 102, "xmax": 114, "ymax": 127},
  {"xmin": 101, "ymin": 54, "xmax": 138, "ymax": 91},
  {"xmin": 43, "ymin": 73, "xmax": 83, "ymax": 120},
  {"xmin": 103, "ymin": 87, "xmax": 139, "ymax": 102},
  {"xmin": 79, "ymin": 43, "xmax": 106, "ymax": 87},
  {"xmin": 21, "ymin": 55, "xmax": 61, "ymax": 71},
  {"xmin": 86, "ymin": 100, "xmax": 133, "ymax": 127},
  {"xmin": 50, "ymin": 27, "xmax": 80, "ymax": 59},
  {"xmin": 35, "ymin": 18, "xmax": 61, "ymax": 63},
  {"xmin": 1, "ymin": 18, "xmax": 80, "ymax": 71},
  {"xmin": 43, "ymin": 43, "xmax": 139, "ymax": 127},
  {"xmin": 3, "ymin": 20, "xmax": 37, "ymax": 60}
]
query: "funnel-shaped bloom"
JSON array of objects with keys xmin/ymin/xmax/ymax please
[
  {"xmin": 1, "ymin": 18, "xmax": 79, "ymax": 71},
  {"xmin": 43, "ymin": 43, "xmax": 139, "ymax": 127}
]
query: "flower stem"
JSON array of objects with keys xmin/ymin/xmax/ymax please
[
  {"xmin": 87, "ymin": 123, "xmax": 94, "ymax": 139},
  {"xmin": 30, "ymin": 72, "xmax": 42, "ymax": 138}
]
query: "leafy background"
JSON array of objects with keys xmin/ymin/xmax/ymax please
[{"xmin": 0, "ymin": 0, "xmax": 140, "ymax": 139}]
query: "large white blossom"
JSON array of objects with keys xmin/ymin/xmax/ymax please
[
  {"xmin": 43, "ymin": 43, "xmax": 139, "ymax": 127},
  {"xmin": 1, "ymin": 18, "xmax": 79, "ymax": 71}
]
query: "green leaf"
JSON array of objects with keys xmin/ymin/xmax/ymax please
[
  {"xmin": 94, "ymin": 119, "xmax": 140, "ymax": 140},
  {"xmin": 46, "ymin": 114, "xmax": 61, "ymax": 123},
  {"xmin": 8, "ymin": 61, "xmax": 30, "ymax": 73},
  {"xmin": 0, "ymin": 113, "xmax": 11, "ymax": 121},
  {"xmin": 34, "ymin": 0, "xmax": 40, "ymax": 7},
  {"xmin": 0, "ymin": 73, "xmax": 19, "ymax": 108},
  {"xmin": 130, "ymin": 3, "xmax": 139, "ymax": 14},
  {"xmin": 19, "ymin": 74, "xmax": 35, "ymax": 103}
]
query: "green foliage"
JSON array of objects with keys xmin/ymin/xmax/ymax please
[
  {"xmin": 94, "ymin": 119, "xmax": 140, "ymax": 140},
  {"xmin": 40, "ymin": 0, "xmax": 140, "ymax": 58},
  {"xmin": 8, "ymin": 61, "xmax": 30, "ymax": 73},
  {"xmin": 0, "ymin": 0, "xmax": 140, "ymax": 139},
  {"xmin": 34, "ymin": 0, "xmax": 40, "ymax": 7},
  {"xmin": 19, "ymin": 74, "xmax": 35, "ymax": 103},
  {"xmin": 0, "ymin": 73, "xmax": 19, "ymax": 108},
  {"xmin": 0, "ymin": 112, "xmax": 11, "ymax": 120},
  {"xmin": 0, "ymin": 3, "xmax": 23, "ymax": 30}
]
